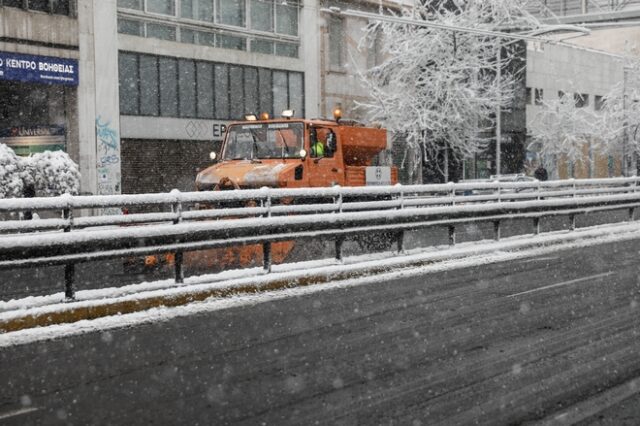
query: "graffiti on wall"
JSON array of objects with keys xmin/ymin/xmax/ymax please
[
  {"xmin": 96, "ymin": 116, "xmax": 119, "ymax": 163},
  {"xmin": 95, "ymin": 116, "xmax": 121, "ymax": 213}
]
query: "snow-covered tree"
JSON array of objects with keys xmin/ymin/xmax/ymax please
[
  {"xmin": 598, "ymin": 58, "xmax": 640, "ymax": 161},
  {"xmin": 26, "ymin": 150, "xmax": 81, "ymax": 196},
  {"xmin": 357, "ymin": 0, "xmax": 540, "ymax": 180},
  {"xmin": 530, "ymin": 56, "xmax": 640, "ymax": 175},
  {"xmin": 529, "ymin": 93, "xmax": 601, "ymax": 164},
  {"xmin": 0, "ymin": 144, "xmax": 80, "ymax": 198},
  {"xmin": 0, "ymin": 143, "xmax": 24, "ymax": 198}
]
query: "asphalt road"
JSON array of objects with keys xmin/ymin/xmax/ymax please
[
  {"xmin": 0, "ymin": 209, "xmax": 629, "ymax": 300},
  {"xmin": 1, "ymin": 235, "xmax": 640, "ymax": 424}
]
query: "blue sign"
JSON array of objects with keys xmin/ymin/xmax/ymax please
[{"xmin": 0, "ymin": 52, "xmax": 78, "ymax": 86}]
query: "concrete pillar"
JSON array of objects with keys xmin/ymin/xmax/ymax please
[
  {"xmin": 77, "ymin": 0, "xmax": 121, "ymax": 206},
  {"xmin": 301, "ymin": 0, "xmax": 320, "ymax": 119}
]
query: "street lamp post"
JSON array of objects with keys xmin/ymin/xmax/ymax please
[{"xmin": 496, "ymin": 45, "xmax": 502, "ymax": 176}]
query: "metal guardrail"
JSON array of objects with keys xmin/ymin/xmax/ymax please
[{"xmin": 1, "ymin": 177, "xmax": 639, "ymax": 300}]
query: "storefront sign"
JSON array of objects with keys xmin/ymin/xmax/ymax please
[
  {"xmin": 0, "ymin": 52, "xmax": 78, "ymax": 86},
  {"xmin": 0, "ymin": 125, "xmax": 66, "ymax": 155}
]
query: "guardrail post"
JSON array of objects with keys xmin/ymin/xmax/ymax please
[
  {"xmin": 335, "ymin": 236, "xmax": 344, "ymax": 261},
  {"xmin": 533, "ymin": 217, "xmax": 540, "ymax": 235},
  {"xmin": 62, "ymin": 197, "xmax": 75, "ymax": 301},
  {"xmin": 493, "ymin": 220, "xmax": 501, "ymax": 241},
  {"xmin": 450, "ymin": 182, "xmax": 456, "ymax": 206},
  {"xmin": 396, "ymin": 231, "xmax": 405, "ymax": 253},
  {"xmin": 629, "ymin": 207, "xmax": 636, "ymax": 221},
  {"xmin": 569, "ymin": 214, "xmax": 576, "ymax": 231},
  {"xmin": 400, "ymin": 187, "xmax": 404, "ymax": 210},
  {"xmin": 171, "ymin": 189, "xmax": 184, "ymax": 284},
  {"xmin": 263, "ymin": 242, "xmax": 272, "ymax": 272},
  {"xmin": 448, "ymin": 225, "xmax": 455, "ymax": 246},
  {"xmin": 537, "ymin": 182, "xmax": 541, "ymax": 201}
]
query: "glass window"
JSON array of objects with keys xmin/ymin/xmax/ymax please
[
  {"xmin": 147, "ymin": 23, "xmax": 177, "ymax": 41},
  {"xmin": 217, "ymin": 34, "xmax": 246, "ymax": 51},
  {"xmin": 118, "ymin": 0, "xmax": 142, "ymax": 9},
  {"xmin": 275, "ymin": 42, "xmax": 298, "ymax": 58},
  {"xmin": 525, "ymin": 87, "xmax": 532, "ymax": 105},
  {"xmin": 181, "ymin": 0, "xmax": 213, "ymax": 22},
  {"xmin": 329, "ymin": 16, "xmax": 344, "ymax": 69},
  {"xmin": 366, "ymin": 29, "xmax": 383, "ymax": 69},
  {"xmin": 118, "ymin": 53, "xmax": 139, "ymax": 115},
  {"xmin": 273, "ymin": 71, "xmax": 288, "ymax": 115},
  {"xmin": 217, "ymin": 0, "xmax": 244, "ymax": 26},
  {"xmin": 28, "ymin": 0, "xmax": 49, "ymax": 12},
  {"xmin": 535, "ymin": 88, "xmax": 543, "ymax": 105},
  {"xmin": 197, "ymin": 31, "xmax": 216, "ymax": 47},
  {"xmin": 140, "ymin": 55, "xmax": 159, "ymax": 116},
  {"xmin": 595, "ymin": 95, "xmax": 604, "ymax": 111},
  {"xmin": 276, "ymin": 2, "xmax": 298, "ymax": 35},
  {"xmin": 214, "ymin": 64, "xmax": 229, "ymax": 119},
  {"xmin": 181, "ymin": 0, "xmax": 193, "ymax": 18},
  {"xmin": 250, "ymin": 0, "xmax": 273, "ymax": 32},
  {"xmin": 147, "ymin": 0, "xmax": 174, "ymax": 15},
  {"xmin": 258, "ymin": 68, "xmax": 272, "ymax": 116},
  {"xmin": 118, "ymin": 19, "xmax": 143, "ymax": 36},
  {"xmin": 229, "ymin": 66, "xmax": 244, "ymax": 119},
  {"xmin": 252, "ymin": 39, "xmax": 273, "ymax": 55},
  {"xmin": 51, "ymin": 0, "xmax": 69, "ymax": 14},
  {"xmin": 181, "ymin": 29, "xmax": 215, "ymax": 46},
  {"xmin": 244, "ymin": 68, "xmax": 258, "ymax": 115},
  {"xmin": 288, "ymin": 72, "xmax": 303, "ymax": 118},
  {"xmin": 197, "ymin": 62, "xmax": 214, "ymax": 119},
  {"xmin": 178, "ymin": 60, "xmax": 196, "ymax": 118},
  {"xmin": 574, "ymin": 93, "xmax": 589, "ymax": 108},
  {"xmin": 159, "ymin": 57, "xmax": 178, "ymax": 117},
  {"xmin": 181, "ymin": 28, "xmax": 196, "ymax": 44}
]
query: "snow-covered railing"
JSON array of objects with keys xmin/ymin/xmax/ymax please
[
  {"xmin": 1, "ymin": 176, "xmax": 639, "ymax": 300},
  {"xmin": 0, "ymin": 177, "xmax": 638, "ymax": 233}
]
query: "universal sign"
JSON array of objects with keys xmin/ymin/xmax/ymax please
[{"xmin": 0, "ymin": 52, "xmax": 78, "ymax": 86}]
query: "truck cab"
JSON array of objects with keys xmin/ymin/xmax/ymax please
[{"xmin": 195, "ymin": 114, "xmax": 398, "ymax": 191}]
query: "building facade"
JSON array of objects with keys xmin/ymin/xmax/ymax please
[{"xmin": 0, "ymin": 0, "xmax": 405, "ymax": 195}]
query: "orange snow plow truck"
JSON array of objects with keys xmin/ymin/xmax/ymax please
[{"xmin": 143, "ymin": 110, "xmax": 398, "ymax": 272}]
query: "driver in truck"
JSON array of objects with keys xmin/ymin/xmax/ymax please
[{"xmin": 310, "ymin": 127, "xmax": 325, "ymax": 157}]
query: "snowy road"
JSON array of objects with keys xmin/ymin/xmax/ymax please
[{"xmin": 1, "ymin": 236, "xmax": 640, "ymax": 424}]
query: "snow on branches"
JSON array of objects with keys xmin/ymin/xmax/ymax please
[
  {"xmin": 357, "ymin": 0, "xmax": 540, "ymax": 162},
  {"xmin": 0, "ymin": 144, "xmax": 24, "ymax": 198},
  {"xmin": 0, "ymin": 144, "xmax": 80, "ymax": 198},
  {"xmin": 530, "ymin": 56, "xmax": 640, "ymax": 169},
  {"xmin": 529, "ymin": 93, "xmax": 601, "ymax": 164}
]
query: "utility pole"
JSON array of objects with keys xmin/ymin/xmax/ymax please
[
  {"xmin": 496, "ymin": 44, "xmax": 502, "ymax": 176},
  {"xmin": 623, "ymin": 66, "xmax": 628, "ymax": 176}
]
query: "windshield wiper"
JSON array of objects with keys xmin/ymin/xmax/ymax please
[
  {"xmin": 277, "ymin": 130, "xmax": 292, "ymax": 159},
  {"xmin": 249, "ymin": 130, "xmax": 262, "ymax": 163}
]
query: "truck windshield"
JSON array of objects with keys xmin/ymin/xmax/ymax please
[{"xmin": 223, "ymin": 122, "xmax": 304, "ymax": 160}]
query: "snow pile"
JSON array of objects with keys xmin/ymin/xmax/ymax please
[
  {"xmin": 0, "ymin": 144, "xmax": 80, "ymax": 198},
  {"xmin": 0, "ymin": 143, "xmax": 24, "ymax": 198}
]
